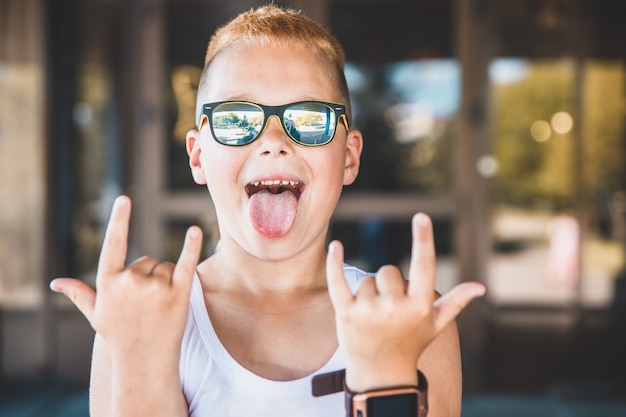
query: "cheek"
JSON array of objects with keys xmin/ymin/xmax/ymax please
[
  {"xmin": 200, "ymin": 146, "xmax": 242, "ymax": 191},
  {"xmin": 327, "ymin": 146, "xmax": 349, "ymax": 178},
  {"xmin": 313, "ymin": 150, "xmax": 348, "ymax": 196}
]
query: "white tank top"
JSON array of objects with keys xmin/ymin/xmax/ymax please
[{"xmin": 179, "ymin": 264, "xmax": 367, "ymax": 417}]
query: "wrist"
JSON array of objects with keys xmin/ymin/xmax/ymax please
[
  {"xmin": 311, "ymin": 369, "xmax": 428, "ymax": 417},
  {"xmin": 110, "ymin": 356, "xmax": 183, "ymax": 414},
  {"xmin": 345, "ymin": 361, "xmax": 418, "ymax": 392},
  {"xmin": 109, "ymin": 342, "xmax": 181, "ymax": 381}
]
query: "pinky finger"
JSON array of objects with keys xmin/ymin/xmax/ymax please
[
  {"xmin": 325, "ymin": 241, "xmax": 353, "ymax": 310},
  {"xmin": 432, "ymin": 282, "xmax": 486, "ymax": 334},
  {"xmin": 172, "ymin": 226, "xmax": 203, "ymax": 289}
]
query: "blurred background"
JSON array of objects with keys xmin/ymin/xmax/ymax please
[{"xmin": 1, "ymin": 0, "xmax": 626, "ymax": 415}]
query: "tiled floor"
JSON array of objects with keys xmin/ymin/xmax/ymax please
[
  {"xmin": 0, "ymin": 379, "xmax": 88, "ymax": 417},
  {"xmin": 462, "ymin": 391, "xmax": 626, "ymax": 417},
  {"xmin": 2, "ymin": 379, "xmax": 626, "ymax": 417}
]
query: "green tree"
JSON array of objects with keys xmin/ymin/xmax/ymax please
[{"xmin": 490, "ymin": 59, "xmax": 625, "ymax": 215}]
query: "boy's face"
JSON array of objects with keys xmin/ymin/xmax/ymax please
[{"xmin": 187, "ymin": 42, "xmax": 362, "ymax": 260}]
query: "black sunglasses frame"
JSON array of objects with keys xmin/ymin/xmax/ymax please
[{"xmin": 198, "ymin": 100, "xmax": 350, "ymax": 147}]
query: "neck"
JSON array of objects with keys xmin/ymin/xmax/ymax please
[{"xmin": 197, "ymin": 239, "xmax": 329, "ymax": 295}]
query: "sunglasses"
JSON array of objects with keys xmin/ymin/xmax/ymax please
[{"xmin": 198, "ymin": 100, "xmax": 350, "ymax": 147}]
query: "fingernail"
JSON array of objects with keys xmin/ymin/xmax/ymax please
[
  {"xmin": 415, "ymin": 213, "xmax": 430, "ymax": 226},
  {"xmin": 49, "ymin": 280, "xmax": 63, "ymax": 294},
  {"xmin": 188, "ymin": 226, "xmax": 201, "ymax": 239},
  {"xmin": 477, "ymin": 284, "xmax": 487, "ymax": 296},
  {"xmin": 115, "ymin": 195, "xmax": 128, "ymax": 207}
]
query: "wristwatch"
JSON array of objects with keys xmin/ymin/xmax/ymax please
[{"xmin": 312, "ymin": 369, "xmax": 428, "ymax": 417}]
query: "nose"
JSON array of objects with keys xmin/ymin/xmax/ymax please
[{"xmin": 256, "ymin": 115, "xmax": 292, "ymax": 155}]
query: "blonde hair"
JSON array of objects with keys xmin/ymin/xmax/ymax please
[{"xmin": 198, "ymin": 5, "xmax": 351, "ymax": 122}]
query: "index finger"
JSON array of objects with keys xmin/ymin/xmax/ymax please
[
  {"xmin": 407, "ymin": 212, "xmax": 436, "ymax": 301},
  {"xmin": 97, "ymin": 196, "xmax": 131, "ymax": 278}
]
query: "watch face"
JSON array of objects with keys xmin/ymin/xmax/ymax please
[{"xmin": 366, "ymin": 392, "xmax": 418, "ymax": 417}]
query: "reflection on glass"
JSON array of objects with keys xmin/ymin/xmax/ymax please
[
  {"xmin": 171, "ymin": 65, "xmax": 202, "ymax": 143},
  {"xmin": 488, "ymin": 58, "xmax": 626, "ymax": 309},
  {"xmin": 73, "ymin": 64, "xmax": 121, "ymax": 280},
  {"xmin": 551, "ymin": 111, "xmax": 573, "ymax": 134},
  {"xmin": 168, "ymin": 65, "xmax": 202, "ymax": 189},
  {"xmin": 345, "ymin": 59, "xmax": 459, "ymax": 194},
  {"xmin": 0, "ymin": 62, "xmax": 44, "ymax": 307},
  {"xmin": 206, "ymin": 101, "xmax": 339, "ymax": 146},
  {"xmin": 530, "ymin": 120, "xmax": 552, "ymax": 142},
  {"xmin": 330, "ymin": 218, "xmax": 457, "ymax": 293}
]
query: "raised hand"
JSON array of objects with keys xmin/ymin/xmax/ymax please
[
  {"xmin": 50, "ymin": 195, "xmax": 203, "ymax": 357},
  {"xmin": 326, "ymin": 212, "xmax": 485, "ymax": 392},
  {"xmin": 50, "ymin": 195, "xmax": 201, "ymax": 416}
]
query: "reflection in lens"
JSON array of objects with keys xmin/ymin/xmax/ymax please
[
  {"xmin": 287, "ymin": 103, "xmax": 336, "ymax": 145},
  {"xmin": 212, "ymin": 103, "xmax": 263, "ymax": 145}
]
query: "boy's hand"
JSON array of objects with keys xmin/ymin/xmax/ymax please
[
  {"xmin": 50, "ymin": 195, "xmax": 203, "ymax": 358},
  {"xmin": 326, "ymin": 212, "xmax": 485, "ymax": 392}
]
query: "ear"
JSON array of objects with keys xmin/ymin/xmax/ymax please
[
  {"xmin": 343, "ymin": 129, "xmax": 363, "ymax": 186},
  {"xmin": 186, "ymin": 129, "xmax": 207, "ymax": 185}
]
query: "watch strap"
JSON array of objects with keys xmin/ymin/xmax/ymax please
[
  {"xmin": 311, "ymin": 368, "xmax": 346, "ymax": 397},
  {"xmin": 311, "ymin": 369, "xmax": 428, "ymax": 417}
]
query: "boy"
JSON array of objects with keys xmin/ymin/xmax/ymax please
[{"xmin": 51, "ymin": 5, "xmax": 485, "ymax": 417}]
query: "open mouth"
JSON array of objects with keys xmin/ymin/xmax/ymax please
[{"xmin": 245, "ymin": 179, "xmax": 304, "ymax": 199}]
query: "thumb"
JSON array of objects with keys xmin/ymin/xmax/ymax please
[
  {"xmin": 50, "ymin": 278, "xmax": 97, "ymax": 326},
  {"xmin": 433, "ymin": 282, "xmax": 486, "ymax": 334}
]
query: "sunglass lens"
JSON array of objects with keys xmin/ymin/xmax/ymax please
[
  {"xmin": 284, "ymin": 102, "xmax": 337, "ymax": 145},
  {"xmin": 212, "ymin": 103, "xmax": 264, "ymax": 145}
]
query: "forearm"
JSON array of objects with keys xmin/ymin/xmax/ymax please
[
  {"xmin": 416, "ymin": 322, "xmax": 462, "ymax": 417},
  {"xmin": 90, "ymin": 335, "xmax": 188, "ymax": 417},
  {"xmin": 110, "ymin": 355, "xmax": 186, "ymax": 417}
]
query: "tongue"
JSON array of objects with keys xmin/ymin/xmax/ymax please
[{"xmin": 249, "ymin": 189, "xmax": 298, "ymax": 238}]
